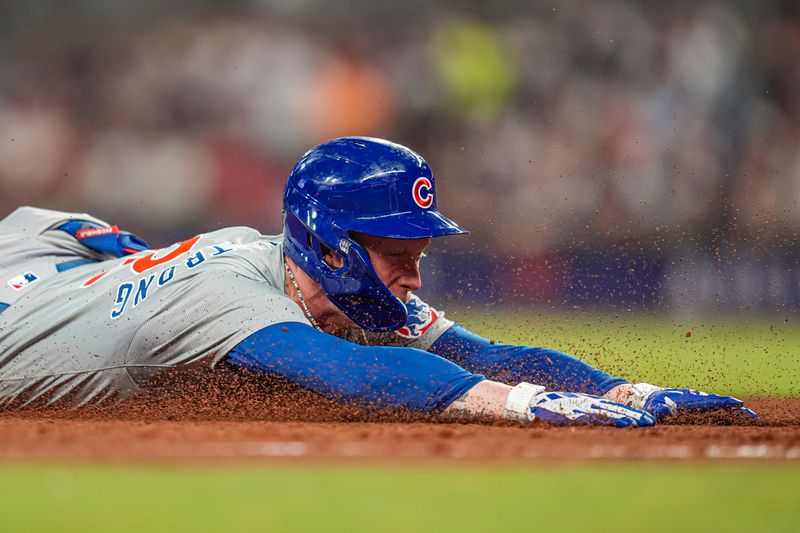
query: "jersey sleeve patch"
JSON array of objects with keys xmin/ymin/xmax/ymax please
[{"xmin": 396, "ymin": 294, "xmax": 439, "ymax": 339}]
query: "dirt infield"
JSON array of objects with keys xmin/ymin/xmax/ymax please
[
  {"xmin": 0, "ymin": 399, "xmax": 797, "ymax": 463},
  {"xmin": 1, "ymin": 368, "xmax": 797, "ymax": 463}
]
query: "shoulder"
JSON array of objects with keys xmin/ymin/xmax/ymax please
[
  {"xmin": 199, "ymin": 226, "xmax": 272, "ymax": 243},
  {"xmin": 0, "ymin": 206, "xmax": 109, "ymax": 235},
  {"xmin": 192, "ymin": 229, "xmax": 285, "ymax": 288},
  {"xmin": 197, "ymin": 228, "xmax": 284, "ymax": 255}
]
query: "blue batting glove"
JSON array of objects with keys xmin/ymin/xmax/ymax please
[
  {"xmin": 628, "ymin": 383, "xmax": 758, "ymax": 421},
  {"xmin": 504, "ymin": 383, "xmax": 655, "ymax": 428}
]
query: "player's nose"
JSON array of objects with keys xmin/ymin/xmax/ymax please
[{"xmin": 397, "ymin": 262, "xmax": 422, "ymax": 294}]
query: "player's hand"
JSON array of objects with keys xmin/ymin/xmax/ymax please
[
  {"xmin": 505, "ymin": 383, "xmax": 655, "ymax": 428},
  {"xmin": 626, "ymin": 383, "xmax": 758, "ymax": 421}
]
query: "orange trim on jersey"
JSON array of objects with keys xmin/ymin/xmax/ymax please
[
  {"xmin": 80, "ymin": 257, "xmax": 136, "ymax": 288},
  {"xmin": 130, "ymin": 235, "xmax": 201, "ymax": 274},
  {"xmin": 79, "ymin": 235, "xmax": 200, "ymax": 288}
]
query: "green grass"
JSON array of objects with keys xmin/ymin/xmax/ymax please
[
  {"xmin": 456, "ymin": 311, "xmax": 800, "ymax": 397},
  {"xmin": 0, "ymin": 463, "xmax": 798, "ymax": 532}
]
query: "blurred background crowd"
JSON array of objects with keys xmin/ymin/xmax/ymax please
[{"xmin": 1, "ymin": 0, "xmax": 798, "ymax": 313}]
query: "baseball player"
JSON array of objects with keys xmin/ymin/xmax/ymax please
[{"xmin": 0, "ymin": 137, "xmax": 753, "ymax": 426}]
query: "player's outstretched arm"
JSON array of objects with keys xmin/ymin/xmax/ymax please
[
  {"xmin": 224, "ymin": 322, "xmax": 653, "ymax": 427},
  {"xmin": 429, "ymin": 324, "xmax": 756, "ymax": 421},
  {"xmin": 429, "ymin": 324, "xmax": 626, "ymax": 397},
  {"xmin": 226, "ymin": 321, "xmax": 483, "ymax": 413},
  {"xmin": 443, "ymin": 380, "xmax": 654, "ymax": 427}
]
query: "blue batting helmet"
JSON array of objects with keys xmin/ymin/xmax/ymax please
[{"xmin": 283, "ymin": 137, "xmax": 467, "ymax": 331}]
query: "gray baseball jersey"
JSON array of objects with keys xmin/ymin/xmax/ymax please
[{"xmin": 0, "ymin": 207, "xmax": 452, "ymax": 408}]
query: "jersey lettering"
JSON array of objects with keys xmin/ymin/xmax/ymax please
[
  {"xmin": 133, "ymin": 274, "xmax": 155, "ymax": 306},
  {"xmin": 111, "ymin": 282, "xmax": 134, "ymax": 319},
  {"xmin": 104, "ymin": 240, "xmax": 235, "ymax": 320},
  {"xmin": 186, "ymin": 251, "xmax": 206, "ymax": 269},
  {"xmin": 211, "ymin": 244, "xmax": 234, "ymax": 256},
  {"xmin": 81, "ymin": 236, "xmax": 200, "ymax": 288},
  {"xmin": 158, "ymin": 266, "xmax": 176, "ymax": 286}
]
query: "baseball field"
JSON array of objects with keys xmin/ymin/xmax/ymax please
[{"xmin": 1, "ymin": 312, "xmax": 798, "ymax": 531}]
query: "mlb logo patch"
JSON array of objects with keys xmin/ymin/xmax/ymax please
[{"xmin": 8, "ymin": 272, "xmax": 39, "ymax": 291}]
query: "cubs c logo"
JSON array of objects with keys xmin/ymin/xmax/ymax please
[{"xmin": 412, "ymin": 177, "xmax": 433, "ymax": 209}]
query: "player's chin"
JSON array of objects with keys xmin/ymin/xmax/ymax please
[{"xmin": 396, "ymin": 290, "xmax": 414, "ymax": 304}]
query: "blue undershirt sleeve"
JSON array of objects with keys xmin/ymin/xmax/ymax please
[
  {"xmin": 224, "ymin": 322, "xmax": 485, "ymax": 413},
  {"xmin": 429, "ymin": 324, "xmax": 626, "ymax": 396}
]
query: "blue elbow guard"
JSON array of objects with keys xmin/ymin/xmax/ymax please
[
  {"xmin": 225, "ymin": 322, "xmax": 483, "ymax": 413},
  {"xmin": 430, "ymin": 324, "xmax": 626, "ymax": 396},
  {"xmin": 58, "ymin": 220, "xmax": 149, "ymax": 257}
]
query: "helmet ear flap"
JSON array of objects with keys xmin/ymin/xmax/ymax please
[
  {"xmin": 285, "ymin": 212, "xmax": 345, "ymax": 274},
  {"xmin": 283, "ymin": 208, "xmax": 407, "ymax": 331},
  {"xmin": 326, "ymin": 239, "xmax": 408, "ymax": 331}
]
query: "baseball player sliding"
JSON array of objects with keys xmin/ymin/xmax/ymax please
[{"xmin": 0, "ymin": 137, "xmax": 754, "ymax": 426}]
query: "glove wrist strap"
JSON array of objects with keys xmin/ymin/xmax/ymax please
[
  {"xmin": 629, "ymin": 382, "xmax": 663, "ymax": 409},
  {"xmin": 503, "ymin": 382, "xmax": 545, "ymax": 422}
]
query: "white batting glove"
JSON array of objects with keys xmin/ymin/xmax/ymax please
[{"xmin": 504, "ymin": 382, "xmax": 655, "ymax": 428}]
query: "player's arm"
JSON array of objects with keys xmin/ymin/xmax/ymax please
[
  {"xmin": 224, "ymin": 322, "xmax": 654, "ymax": 427},
  {"xmin": 226, "ymin": 321, "xmax": 483, "ymax": 413},
  {"xmin": 393, "ymin": 295, "xmax": 624, "ymax": 395},
  {"xmin": 429, "ymin": 323, "xmax": 754, "ymax": 421},
  {"xmin": 429, "ymin": 323, "xmax": 625, "ymax": 396}
]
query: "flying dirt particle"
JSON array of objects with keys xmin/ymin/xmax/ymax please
[{"xmin": 685, "ymin": 330, "xmax": 692, "ymax": 337}]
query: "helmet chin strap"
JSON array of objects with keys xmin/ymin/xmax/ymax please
[{"xmin": 284, "ymin": 257, "xmax": 321, "ymax": 331}]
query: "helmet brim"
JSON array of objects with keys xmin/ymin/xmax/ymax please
[{"xmin": 344, "ymin": 209, "xmax": 468, "ymax": 239}]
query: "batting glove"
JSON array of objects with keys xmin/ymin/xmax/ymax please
[
  {"xmin": 504, "ymin": 383, "xmax": 655, "ymax": 428},
  {"xmin": 626, "ymin": 383, "xmax": 758, "ymax": 421}
]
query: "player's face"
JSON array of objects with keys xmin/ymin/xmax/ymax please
[{"xmin": 353, "ymin": 233, "xmax": 431, "ymax": 303}]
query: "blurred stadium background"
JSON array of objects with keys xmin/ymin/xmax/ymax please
[{"xmin": 1, "ymin": 0, "xmax": 798, "ymax": 315}]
